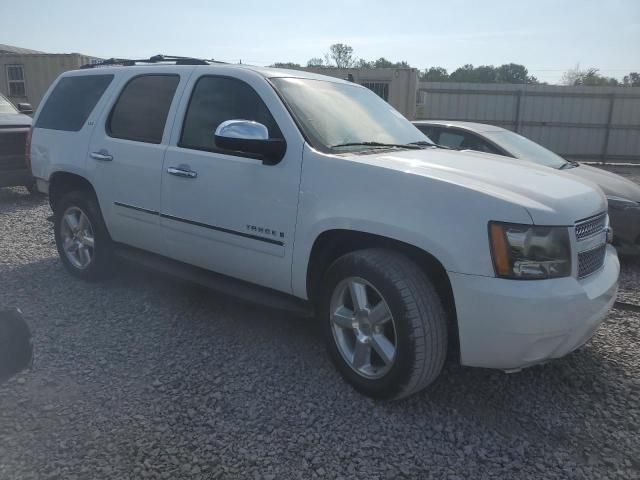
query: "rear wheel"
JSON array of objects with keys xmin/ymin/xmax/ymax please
[
  {"xmin": 320, "ymin": 248, "xmax": 447, "ymax": 400},
  {"xmin": 54, "ymin": 190, "xmax": 113, "ymax": 281}
]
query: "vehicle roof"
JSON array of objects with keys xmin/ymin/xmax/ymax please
[
  {"xmin": 413, "ymin": 120, "xmax": 509, "ymax": 133},
  {"xmin": 65, "ymin": 62, "xmax": 354, "ymax": 85}
]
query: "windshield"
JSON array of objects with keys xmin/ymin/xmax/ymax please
[
  {"xmin": 483, "ymin": 130, "xmax": 568, "ymax": 169},
  {"xmin": 0, "ymin": 94, "xmax": 18, "ymax": 114},
  {"xmin": 271, "ymin": 78, "xmax": 429, "ymax": 152}
]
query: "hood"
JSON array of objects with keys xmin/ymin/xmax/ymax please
[
  {"xmin": 563, "ymin": 164, "xmax": 640, "ymax": 202},
  {"xmin": 351, "ymin": 148, "xmax": 607, "ymax": 225},
  {"xmin": 0, "ymin": 112, "xmax": 32, "ymax": 128}
]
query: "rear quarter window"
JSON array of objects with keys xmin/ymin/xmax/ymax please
[{"xmin": 35, "ymin": 75, "xmax": 114, "ymax": 131}]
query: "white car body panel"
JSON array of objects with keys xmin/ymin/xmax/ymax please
[
  {"xmin": 291, "ymin": 144, "xmax": 607, "ymax": 293},
  {"xmin": 450, "ymin": 246, "xmax": 619, "ymax": 368},
  {"xmin": 160, "ymin": 67, "xmax": 306, "ymax": 293},
  {"xmin": 86, "ymin": 67, "xmax": 194, "ymax": 255}
]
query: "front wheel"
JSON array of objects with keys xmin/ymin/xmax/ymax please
[{"xmin": 320, "ymin": 249, "xmax": 447, "ymax": 400}]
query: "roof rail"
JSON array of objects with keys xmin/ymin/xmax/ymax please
[{"xmin": 80, "ymin": 54, "xmax": 225, "ymax": 69}]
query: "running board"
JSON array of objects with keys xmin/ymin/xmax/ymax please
[{"xmin": 113, "ymin": 245, "xmax": 314, "ymax": 318}]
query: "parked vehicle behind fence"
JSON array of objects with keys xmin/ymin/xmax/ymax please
[
  {"xmin": 0, "ymin": 93, "xmax": 34, "ymax": 193},
  {"xmin": 29, "ymin": 57, "xmax": 619, "ymax": 399},
  {"xmin": 414, "ymin": 120, "xmax": 640, "ymax": 256}
]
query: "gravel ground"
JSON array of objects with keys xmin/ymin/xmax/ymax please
[{"xmin": 0, "ymin": 186, "xmax": 639, "ymax": 480}]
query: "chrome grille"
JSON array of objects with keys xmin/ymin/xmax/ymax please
[
  {"xmin": 575, "ymin": 213, "xmax": 606, "ymax": 240},
  {"xmin": 575, "ymin": 212, "xmax": 607, "ymax": 278},
  {"xmin": 578, "ymin": 245, "xmax": 607, "ymax": 278}
]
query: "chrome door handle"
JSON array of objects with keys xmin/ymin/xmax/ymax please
[
  {"xmin": 167, "ymin": 167, "xmax": 197, "ymax": 178},
  {"xmin": 90, "ymin": 150, "xmax": 113, "ymax": 161}
]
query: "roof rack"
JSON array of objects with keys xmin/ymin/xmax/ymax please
[{"xmin": 81, "ymin": 54, "xmax": 225, "ymax": 69}]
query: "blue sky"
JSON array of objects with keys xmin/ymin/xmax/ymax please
[{"xmin": 3, "ymin": 0, "xmax": 639, "ymax": 83}]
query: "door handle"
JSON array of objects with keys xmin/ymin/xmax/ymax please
[
  {"xmin": 167, "ymin": 166, "xmax": 197, "ymax": 178},
  {"xmin": 90, "ymin": 150, "xmax": 113, "ymax": 161}
]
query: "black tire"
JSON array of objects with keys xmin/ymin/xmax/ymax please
[
  {"xmin": 320, "ymin": 248, "xmax": 447, "ymax": 400},
  {"xmin": 53, "ymin": 190, "xmax": 113, "ymax": 281}
]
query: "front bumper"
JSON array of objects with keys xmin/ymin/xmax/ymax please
[{"xmin": 449, "ymin": 245, "xmax": 619, "ymax": 370}]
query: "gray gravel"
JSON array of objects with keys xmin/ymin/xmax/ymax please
[{"xmin": 1, "ymin": 186, "xmax": 639, "ymax": 480}]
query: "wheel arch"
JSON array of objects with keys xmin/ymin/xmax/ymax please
[
  {"xmin": 306, "ymin": 229, "xmax": 460, "ymax": 359},
  {"xmin": 48, "ymin": 171, "xmax": 97, "ymax": 212}
]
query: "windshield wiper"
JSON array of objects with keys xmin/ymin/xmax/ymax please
[
  {"xmin": 330, "ymin": 141, "xmax": 422, "ymax": 150},
  {"xmin": 409, "ymin": 141, "xmax": 451, "ymax": 149}
]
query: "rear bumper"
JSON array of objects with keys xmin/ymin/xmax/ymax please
[{"xmin": 449, "ymin": 245, "xmax": 619, "ymax": 370}]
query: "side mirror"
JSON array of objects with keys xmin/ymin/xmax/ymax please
[
  {"xmin": 214, "ymin": 120, "xmax": 286, "ymax": 165},
  {"xmin": 17, "ymin": 103, "xmax": 33, "ymax": 115}
]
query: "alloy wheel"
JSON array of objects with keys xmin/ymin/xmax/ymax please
[
  {"xmin": 60, "ymin": 206, "xmax": 95, "ymax": 269},
  {"xmin": 329, "ymin": 276, "xmax": 398, "ymax": 379}
]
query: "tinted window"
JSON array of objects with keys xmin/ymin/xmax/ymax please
[
  {"xmin": 483, "ymin": 130, "xmax": 567, "ymax": 168},
  {"xmin": 108, "ymin": 75, "xmax": 179, "ymax": 144},
  {"xmin": 180, "ymin": 76, "xmax": 282, "ymax": 153},
  {"xmin": 416, "ymin": 125, "xmax": 440, "ymax": 142},
  {"xmin": 438, "ymin": 130, "xmax": 465, "ymax": 148},
  {"xmin": 471, "ymin": 135, "xmax": 502, "ymax": 155},
  {"xmin": 35, "ymin": 75, "xmax": 113, "ymax": 131},
  {"xmin": 437, "ymin": 129, "xmax": 502, "ymax": 155}
]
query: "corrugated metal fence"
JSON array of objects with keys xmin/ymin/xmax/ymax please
[{"xmin": 416, "ymin": 82, "xmax": 640, "ymax": 163}]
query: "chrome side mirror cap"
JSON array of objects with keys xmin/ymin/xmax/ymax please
[
  {"xmin": 214, "ymin": 119, "xmax": 286, "ymax": 166},
  {"xmin": 214, "ymin": 120, "xmax": 269, "ymax": 141}
]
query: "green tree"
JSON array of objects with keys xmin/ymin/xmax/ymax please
[
  {"xmin": 623, "ymin": 72, "xmax": 640, "ymax": 87},
  {"xmin": 368, "ymin": 57, "xmax": 393, "ymax": 68},
  {"xmin": 365, "ymin": 57, "xmax": 410, "ymax": 68},
  {"xmin": 450, "ymin": 64, "xmax": 497, "ymax": 83},
  {"xmin": 270, "ymin": 62, "xmax": 301, "ymax": 69},
  {"xmin": 496, "ymin": 63, "xmax": 538, "ymax": 84},
  {"xmin": 441, "ymin": 63, "xmax": 538, "ymax": 84},
  {"xmin": 306, "ymin": 57, "xmax": 325, "ymax": 67},
  {"xmin": 421, "ymin": 67, "xmax": 449, "ymax": 81},
  {"xmin": 582, "ymin": 70, "xmax": 619, "ymax": 86},
  {"xmin": 561, "ymin": 66, "xmax": 619, "ymax": 86},
  {"xmin": 325, "ymin": 43, "xmax": 355, "ymax": 68},
  {"xmin": 355, "ymin": 58, "xmax": 372, "ymax": 68}
]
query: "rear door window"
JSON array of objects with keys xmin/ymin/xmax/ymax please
[
  {"xmin": 35, "ymin": 75, "xmax": 114, "ymax": 131},
  {"xmin": 108, "ymin": 75, "xmax": 180, "ymax": 144}
]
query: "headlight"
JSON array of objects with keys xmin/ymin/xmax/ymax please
[
  {"xmin": 489, "ymin": 222, "xmax": 571, "ymax": 279},
  {"xmin": 607, "ymin": 196, "xmax": 640, "ymax": 211}
]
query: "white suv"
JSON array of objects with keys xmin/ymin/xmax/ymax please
[{"xmin": 30, "ymin": 57, "xmax": 619, "ymax": 399}]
